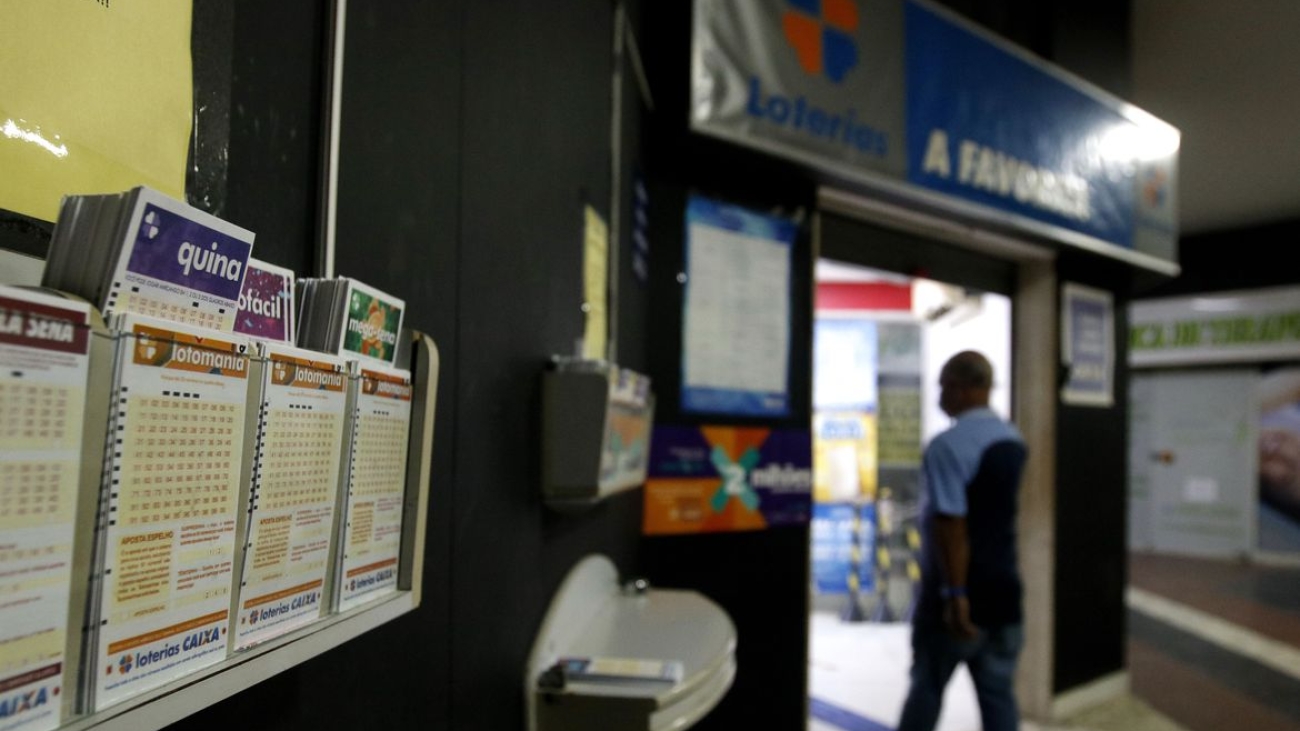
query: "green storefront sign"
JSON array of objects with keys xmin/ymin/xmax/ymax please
[{"xmin": 1129, "ymin": 287, "xmax": 1300, "ymax": 366}]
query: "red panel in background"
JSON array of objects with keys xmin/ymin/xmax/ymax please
[{"xmin": 816, "ymin": 282, "xmax": 911, "ymax": 311}]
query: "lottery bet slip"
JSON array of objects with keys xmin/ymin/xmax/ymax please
[
  {"xmin": 88, "ymin": 314, "xmax": 252, "ymax": 710},
  {"xmin": 230, "ymin": 344, "xmax": 348, "ymax": 651},
  {"xmin": 43, "ymin": 187, "xmax": 255, "ymax": 333},
  {"xmin": 0, "ymin": 286, "xmax": 105, "ymax": 731},
  {"xmin": 333, "ymin": 363, "xmax": 412, "ymax": 613}
]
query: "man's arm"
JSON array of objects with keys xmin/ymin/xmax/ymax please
[{"xmin": 935, "ymin": 514, "xmax": 977, "ymax": 639}]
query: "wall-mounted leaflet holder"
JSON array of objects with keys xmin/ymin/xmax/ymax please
[
  {"xmin": 541, "ymin": 358, "xmax": 654, "ymax": 509},
  {"xmin": 525, "ymin": 555, "xmax": 736, "ymax": 731},
  {"xmin": 0, "ymin": 286, "xmax": 440, "ymax": 731}
]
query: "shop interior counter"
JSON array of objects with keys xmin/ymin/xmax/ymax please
[{"xmin": 526, "ymin": 554, "xmax": 736, "ymax": 731}]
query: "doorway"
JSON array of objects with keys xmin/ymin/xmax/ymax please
[
  {"xmin": 806, "ymin": 190, "xmax": 1060, "ymax": 727},
  {"xmin": 807, "ymin": 255, "xmax": 1014, "ymax": 731}
]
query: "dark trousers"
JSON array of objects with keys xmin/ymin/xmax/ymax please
[{"xmin": 897, "ymin": 621, "xmax": 1024, "ymax": 731}]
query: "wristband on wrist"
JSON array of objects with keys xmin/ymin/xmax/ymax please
[{"xmin": 940, "ymin": 585, "xmax": 966, "ymax": 599}]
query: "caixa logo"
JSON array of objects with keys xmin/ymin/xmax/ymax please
[
  {"xmin": 118, "ymin": 654, "xmax": 134, "ymax": 674},
  {"xmin": 0, "ymin": 686, "xmax": 50, "ymax": 721},
  {"xmin": 782, "ymin": 0, "xmax": 860, "ymax": 83}
]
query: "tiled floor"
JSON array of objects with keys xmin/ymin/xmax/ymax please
[
  {"xmin": 1129, "ymin": 553, "xmax": 1300, "ymax": 648},
  {"xmin": 808, "ymin": 552, "xmax": 1300, "ymax": 731},
  {"xmin": 807, "ymin": 616, "xmax": 976, "ymax": 731},
  {"xmin": 1128, "ymin": 553, "xmax": 1300, "ymax": 731}
]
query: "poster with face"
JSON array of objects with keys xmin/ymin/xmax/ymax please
[{"xmin": 1259, "ymin": 368, "xmax": 1300, "ymax": 554}]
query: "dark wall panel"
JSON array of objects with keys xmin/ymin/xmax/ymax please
[
  {"xmin": 188, "ymin": 0, "xmax": 234, "ymax": 218},
  {"xmin": 453, "ymin": 2, "xmax": 644, "ymax": 729},
  {"xmin": 1054, "ymin": 395, "xmax": 1129, "ymax": 692},
  {"xmin": 0, "ymin": 210, "xmax": 50, "ymax": 260},
  {"xmin": 1047, "ymin": 0, "xmax": 1131, "ymax": 99},
  {"xmin": 1144, "ymin": 218, "xmax": 1300, "ymax": 298},
  {"xmin": 642, "ymin": 528, "xmax": 813, "ymax": 729},
  {"xmin": 636, "ymin": 5, "xmax": 817, "ymax": 728},
  {"xmin": 291, "ymin": 1, "xmax": 465, "ymax": 729},
  {"xmin": 615, "ymin": 1, "xmax": 651, "ymax": 374},
  {"xmin": 220, "ymin": 1, "xmax": 327, "ymax": 275},
  {"xmin": 1053, "ymin": 252, "xmax": 1132, "ymax": 693}
]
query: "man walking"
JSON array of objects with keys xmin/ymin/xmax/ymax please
[{"xmin": 898, "ymin": 351, "xmax": 1027, "ymax": 731}]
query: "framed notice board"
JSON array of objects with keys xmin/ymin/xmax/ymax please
[{"xmin": 680, "ymin": 194, "xmax": 796, "ymax": 418}]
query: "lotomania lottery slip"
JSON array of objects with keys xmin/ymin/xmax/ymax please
[
  {"xmin": 334, "ymin": 364, "xmax": 411, "ymax": 612},
  {"xmin": 90, "ymin": 314, "xmax": 251, "ymax": 710},
  {"xmin": 231, "ymin": 344, "xmax": 347, "ymax": 651}
]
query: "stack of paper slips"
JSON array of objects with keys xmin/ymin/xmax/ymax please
[
  {"xmin": 295, "ymin": 277, "xmax": 405, "ymax": 368},
  {"xmin": 42, "ymin": 186, "xmax": 255, "ymax": 333}
]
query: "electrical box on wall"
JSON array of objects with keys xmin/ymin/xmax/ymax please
[{"xmin": 542, "ymin": 359, "xmax": 654, "ymax": 508}]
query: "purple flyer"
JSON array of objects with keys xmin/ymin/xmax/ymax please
[
  {"xmin": 643, "ymin": 425, "xmax": 812, "ymax": 535},
  {"xmin": 125, "ymin": 201, "xmax": 253, "ymax": 302},
  {"xmin": 235, "ymin": 259, "xmax": 296, "ymax": 343}
]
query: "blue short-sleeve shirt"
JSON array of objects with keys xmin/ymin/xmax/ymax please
[
  {"xmin": 917, "ymin": 407, "xmax": 1027, "ymax": 627},
  {"xmin": 922, "ymin": 407, "xmax": 1024, "ymax": 518}
]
